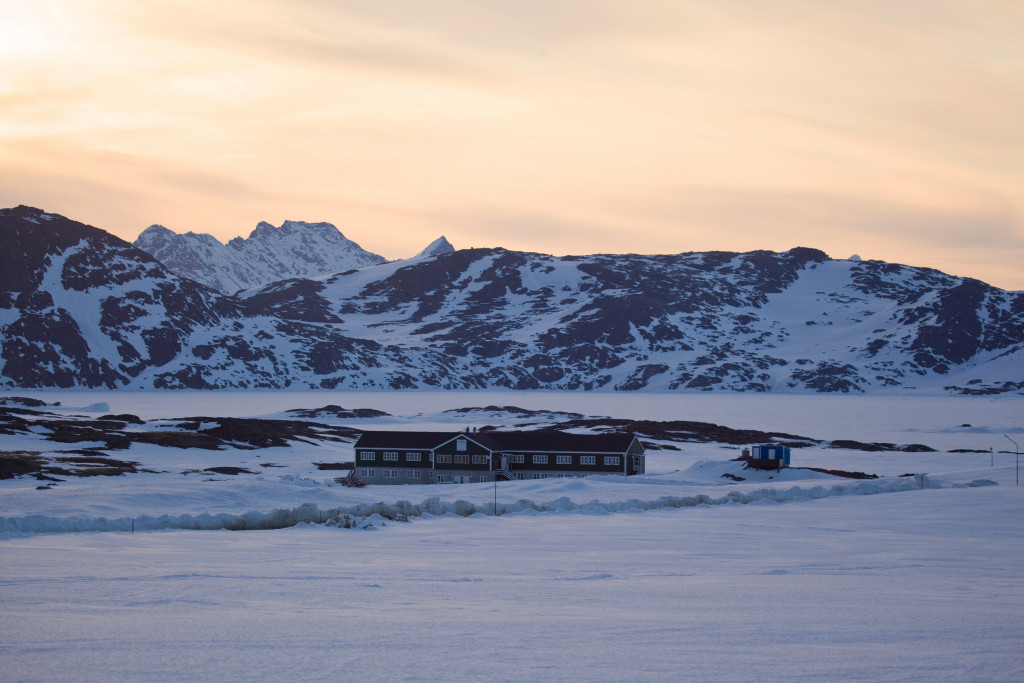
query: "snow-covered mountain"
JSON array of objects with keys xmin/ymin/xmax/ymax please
[
  {"xmin": 3, "ymin": 205, "xmax": 1023, "ymax": 393},
  {"xmin": 134, "ymin": 219, "xmax": 389, "ymax": 293},
  {"xmin": 413, "ymin": 236, "xmax": 455, "ymax": 260}
]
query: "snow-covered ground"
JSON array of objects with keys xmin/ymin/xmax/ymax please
[{"xmin": 1, "ymin": 391, "xmax": 1022, "ymax": 681}]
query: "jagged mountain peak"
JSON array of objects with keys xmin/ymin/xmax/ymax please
[
  {"xmin": 139, "ymin": 223, "xmax": 171, "ymax": 235},
  {"xmin": 413, "ymin": 236, "xmax": 455, "ymax": 259},
  {"xmin": 135, "ymin": 218, "xmax": 386, "ymax": 293},
  {"xmin": 137, "ymin": 224, "xmax": 222, "ymax": 250},
  {"xmin": 239, "ymin": 219, "xmax": 361, "ymax": 247}
]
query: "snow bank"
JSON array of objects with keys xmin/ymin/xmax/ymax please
[{"xmin": 1, "ymin": 474, "xmax": 972, "ymax": 536}]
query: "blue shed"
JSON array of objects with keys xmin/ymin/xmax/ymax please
[{"xmin": 750, "ymin": 444, "xmax": 791, "ymax": 467}]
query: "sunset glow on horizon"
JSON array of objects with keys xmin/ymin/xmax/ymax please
[{"xmin": 2, "ymin": 1, "xmax": 1023, "ymax": 288}]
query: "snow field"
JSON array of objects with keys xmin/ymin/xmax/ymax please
[
  {"xmin": 1, "ymin": 487, "xmax": 1021, "ymax": 682},
  {"xmin": 1, "ymin": 392, "xmax": 1021, "ymax": 681}
]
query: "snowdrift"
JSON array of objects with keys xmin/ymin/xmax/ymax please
[{"xmin": 2, "ymin": 475, "xmax": 993, "ymax": 536}]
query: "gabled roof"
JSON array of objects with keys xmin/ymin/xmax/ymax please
[
  {"xmin": 475, "ymin": 431, "xmax": 640, "ymax": 454},
  {"xmin": 354, "ymin": 431, "xmax": 458, "ymax": 449},
  {"xmin": 354, "ymin": 429, "xmax": 642, "ymax": 455}
]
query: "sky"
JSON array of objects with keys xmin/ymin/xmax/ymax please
[{"xmin": 2, "ymin": 1, "xmax": 1023, "ymax": 290}]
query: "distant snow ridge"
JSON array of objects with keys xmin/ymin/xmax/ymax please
[
  {"xmin": 135, "ymin": 220, "xmax": 388, "ymax": 293},
  {"xmin": 413, "ymin": 236, "xmax": 455, "ymax": 259},
  {"xmin": 0, "ymin": 477, "xmax": 950, "ymax": 535}
]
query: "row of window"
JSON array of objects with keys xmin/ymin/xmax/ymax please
[
  {"xmin": 434, "ymin": 454, "xmax": 490, "ymax": 465},
  {"xmin": 361, "ymin": 451, "xmax": 623, "ymax": 467},
  {"xmin": 504, "ymin": 454, "xmax": 620, "ymax": 465},
  {"xmin": 435, "ymin": 474, "xmax": 490, "ymax": 483},
  {"xmin": 521, "ymin": 455, "xmax": 619, "ymax": 465},
  {"xmin": 360, "ymin": 469, "xmax": 596, "ymax": 483},
  {"xmin": 361, "ymin": 469, "xmax": 424, "ymax": 479},
  {"xmin": 361, "ymin": 451, "xmax": 423, "ymax": 462}
]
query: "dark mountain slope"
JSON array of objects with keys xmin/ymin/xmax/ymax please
[{"xmin": 2, "ymin": 206, "xmax": 1022, "ymax": 393}]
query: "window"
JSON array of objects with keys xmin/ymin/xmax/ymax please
[
  {"xmin": 532, "ymin": 473, "xmax": 548, "ymax": 479},
  {"xmin": 383, "ymin": 451, "xmax": 398, "ymax": 461},
  {"xmin": 580, "ymin": 456, "xmax": 596, "ymax": 465},
  {"xmin": 556, "ymin": 455, "xmax": 572, "ymax": 465},
  {"xmin": 457, "ymin": 439, "xmax": 467, "ymax": 451},
  {"xmin": 454, "ymin": 455, "xmax": 470, "ymax": 464},
  {"xmin": 359, "ymin": 468, "xmax": 373, "ymax": 477},
  {"xmin": 633, "ymin": 456, "xmax": 642, "ymax": 468},
  {"xmin": 383, "ymin": 469, "xmax": 399, "ymax": 478},
  {"xmin": 436, "ymin": 473, "xmax": 450, "ymax": 482},
  {"xmin": 472, "ymin": 454, "xmax": 488, "ymax": 465},
  {"xmin": 513, "ymin": 473, "xmax": 524, "ymax": 480},
  {"xmin": 533, "ymin": 454, "xmax": 548, "ymax": 465},
  {"xmin": 406, "ymin": 452, "xmax": 422, "ymax": 462},
  {"xmin": 406, "ymin": 469, "xmax": 421, "ymax": 479},
  {"xmin": 360, "ymin": 451, "xmax": 375, "ymax": 461},
  {"xmin": 510, "ymin": 454, "xmax": 525, "ymax": 464},
  {"xmin": 436, "ymin": 454, "xmax": 452, "ymax": 464},
  {"xmin": 477, "ymin": 475, "xmax": 489, "ymax": 482},
  {"xmin": 604, "ymin": 456, "xmax": 621, "ymax": 466}
]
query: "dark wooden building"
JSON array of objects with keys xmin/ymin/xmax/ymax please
[{"xmin": 353, "ymin": 430, "xmax": 645, "ymax": 485}]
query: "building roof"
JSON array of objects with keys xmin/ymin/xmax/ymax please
[
  {"xmin": 355, "ymin": 429, "xmax": 641, "ymax": 455},
  {"xmin": 354, "ymin": 431, "xmax": 458, "ymax": 449},
  {"xmin": 474, "ymin": 431, "xmax": 639, "ymax": 454}
]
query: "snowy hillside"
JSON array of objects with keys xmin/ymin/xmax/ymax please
[
  {"xmin": 3, "ymin": 205, "xmax": 1023, "ymax": 393},
  {"xmin": 135, "ymin": 219, "xmax": 388, "ymax": 292}
]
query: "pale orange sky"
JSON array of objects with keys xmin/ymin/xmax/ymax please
[{"xmin": 2, "ymin": 1, "xmax": 1023, "ymax": 289}]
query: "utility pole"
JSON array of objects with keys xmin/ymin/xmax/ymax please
[{"xmin": 1005, "ymin": 436, "xmax": 1019, "ymax": 486}]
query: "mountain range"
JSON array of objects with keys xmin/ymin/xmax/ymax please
[
  {"xmin": 134, "ymin": 220, "xmax": 453, "ymax": 293},
  {"xmin": 1, "ymin": 205, "xmax": 1022, "ymax": 394}
]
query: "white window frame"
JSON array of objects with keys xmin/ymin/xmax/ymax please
[
  {"xmin": 604, "ymin": 456, "xmax": 621, "ymax": 466},
  {"xmin": 359, "ymin": 468, "xmax": 373, "ymax": 477},
  {"xmin": 406, "ymin": 452, "xmax": 422, "ymax": 462},
  {"xmin": 472, "ymin": 454, "xmax": 488, "ymax": 465},
  {"xmin": 556, "ymin": 455, "xmax": 572, "ymax": 465},
  {"xmin": 360, "ymin": 451, "xmax": 375, "ymax": 461},
  {"xmin": 406, "ymin": 469, "xmax": 421, "ymax": 478},
  {"xmin": 383, "ymin": 469, "xmax": 399, "ymax": 478},
  {"xmin": 454, "ymin": 454, "xmax": 470, "ymax": 464},
  {"xmin": 383, "ymin": 451, "xmax": 398, "ymax": 461},
  {"xmin": 436, "ymin": 454, "xmax": 452, "ymax": 464},
  {"xmin": 580, "ymin": 456, "xmax": 596, "ymax": 465},
  {"xmin": 532, "ymin": 473, "xmax": 548, "ymax": 479},
  {"xmin": 457, "ymin": 439, "xmax": 467, "ymax": 451},
  {"xmin": 510, "ymin": 454, "xmax": 525, "ymax": 464},
  {"xmin": 533, "ymin": 454, "xmax": 548, "ymax": 465}
]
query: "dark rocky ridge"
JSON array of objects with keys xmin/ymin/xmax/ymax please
[{"xmin": 2, "ymin": 206, "xmax": 1022, "ymax": 394}]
